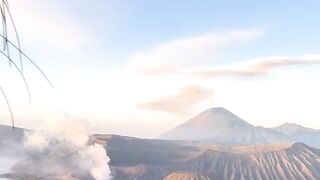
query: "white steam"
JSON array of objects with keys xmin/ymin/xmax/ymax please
[{"xmin": 8, "ymin": 114, "xmax": 111, "ymax": 180}]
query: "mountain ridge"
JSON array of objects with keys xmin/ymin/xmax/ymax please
[
  {"xmin": 95, "ymin": 134, "xmax": 320, "ymax": 180},
  {"xmin": 161, "ymin": 107, "xmax": 291, "ymax": 145},
  {"xmin": 2, "ymin": 123, "xmax": 320, "ymax": 179},
  {"xmin": 160, "ymin": 107, "xmax": 320, "ymax": 147}
]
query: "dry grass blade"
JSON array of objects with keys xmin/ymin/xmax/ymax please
[
  {"xmin": 0, "ymin": 49, "xmax": 31, "ymax": 103},
  {"xmin": 0, "ymin": 85, "xmax": 14, "ymax": 128},
  {"xmin": 0, "ymin": 34, "xmax": 54, "ymax": 87},
  {"xmin": 2, "ymin": 0, "xmax": 23, "ymax": 71},
  {"xmin": 0, "ymin": 1, "xmax": 10, "ymax": 66},
  {"xmin": 0, "ymin": 0, "xmax": 52, "ymax": 128}
]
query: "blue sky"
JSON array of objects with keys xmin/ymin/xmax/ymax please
[
  {"xmin": 33, "ymin": 0, "xmax": 320, "ymax": 65},
  {"xmin": 1, "ymin": 0, "xmax": 320, "ymax": 137},
  {"xmin": 91, "ymin": 0, "xmax": 320, "ymax": 63}
]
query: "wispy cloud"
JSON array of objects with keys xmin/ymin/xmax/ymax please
[
  {"xmin": 192, "ymin": 55, "xmax": 320, "ymax": 78},
  {"xmin": 124, "ymin": 26, "xmax": 320, "ymax": 79},
  {"xmin": 137, "ymin": 85, "xmax": 214, "ymax": 114},
  {"xmin": 126, "ymin": 28, "xmax": 270, "ymax": 115},
  {"xmin": 138, "ymin": 55, "xmax": 320, "ymax": 78},
  {"xmin": 127, "ymin": 28, "xmax": 265, "ymax": 72},
  {"xmin": 189, "ymin": 55, "xmax": 320, "ymax": 77}
]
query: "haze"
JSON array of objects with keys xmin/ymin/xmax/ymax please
[{"xmin": 0, "ymin": 0, "xmax": 320, "ymax": 138}]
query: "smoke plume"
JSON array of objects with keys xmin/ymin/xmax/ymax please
[{"xmin": 5, "ymin": 114, "xmax": 111, "ymax": 180}]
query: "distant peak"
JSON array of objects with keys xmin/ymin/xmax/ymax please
[
  {"xmin": 280, "ymin": 123, "xmax": 302, "ymax": 127},
  {"xmin": 276, "ymin": 123, "xmax": 309, "ymax": 130},
  {"xmin": 184, "ymin": 107, "xmax": 253, "ymax": 128},
  {"xmin": 203, "ymin": 107, "xmax": 231, "ymax": 114},
  {"xmin": 272, "ymin": 123, "xmax": 317, "ymax": 133},
  {"xmin": 207, "ymin": 107, "xmax": 227, "ymax": 111}
]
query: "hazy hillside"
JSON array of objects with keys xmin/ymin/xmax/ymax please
[
  {"xmin": 95, "ymin": 134, "xmax": 320, "ymax": 180},
  {"xmin": 2, "ymin": 116, "xmax": 320, "ymax": 180},
  {"xmin": 0, "ymin": 125, "xmax": 26, "ymax": 156},
  {"xmin": 161, "ymin": 107, "xmax": 253, "ymax": 140},
  {"xmin": 0, "ymin": 125, "xmax": 25, "ymax": 144},
  {"xmin": 161, "ymin": 107, "xmax": 291, "ymax": 145},
  {"xmin": 160, "ymin": 107, "xmax": 320, "ymax": 148},
  {"xmin": 271, "ymin": 123, "xmax": 320, "ymax": 147},
  {"xmin": 271, "ymin": 123, "xmax": 317, "ymax": 134}
]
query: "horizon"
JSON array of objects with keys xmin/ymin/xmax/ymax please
[
  {"xmin": 0, "ymin": 106, "xmax": 317, "ymax": 138},
  {"xmin": 0, "ymin": 0, "xmax": 320, "ymax": 138}
]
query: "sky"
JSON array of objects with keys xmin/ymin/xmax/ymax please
[{"xmin": 0, "ymin": 0, "xmax": 320, "ymax": 138}]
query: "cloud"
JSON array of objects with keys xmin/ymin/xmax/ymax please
[
  {"xmin": 137, "ymin": 85, "xmax": 214, "ymax": 114},
  {"xmin": 11, "ymin": 0, "xmax": 89, "ymax": 50},
  {"xmin": 127, "ymin": 28, "xmax": 265, "ymax": 72},
  {"xmin": 139, "ymin": 55, "xmax": 320, "ymax": 78},
  {"xmin": 123, "ymin": 25, "xmax": 320, "ymax": 79},
  {"xmin": 191, "ymin": 55, "xmax": 320, "ymax": 78}
]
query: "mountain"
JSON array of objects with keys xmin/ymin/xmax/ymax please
[
  {"xmin": 2, "ymin": 124, "xmax": 320, "ymax": 179},
  {"xmin": 0, "ymin": 125, "xmax": 26, "ymax": 155},
  {"xmin": 94, "ymin": 134, "xmax": 320, "ymax": 180},
  {"xmin": 271, "ymin": 123, "xmax": 317, "ymax": 134},
  {"xmin": 0, "ymin": 125, "xmax": 25, "ymax": 143},
  {"xmin": 161, "ymin": 107, "xmax": 290, "ymax": 145},
  {"xmin": 271, "ymin": 123, "xmax": 320, "ymax": 147},
  {"xmin": 161, "ymin": 107, "xmax": 253, "ymax": 140}
]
